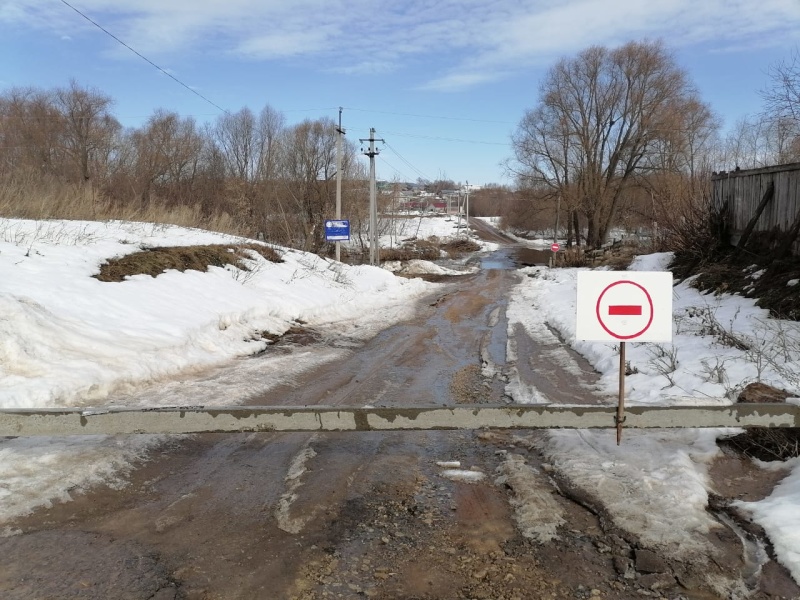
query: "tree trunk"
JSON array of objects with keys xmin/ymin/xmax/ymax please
[
  {"xmin": 585, "ymin": 210, "xmax": 598, "ymax": 248},
  {"xmin": 566, "ymin": 211, "xmax": 574, "ymax": 247},
  {"xmin": 572, "ymin": 211, "xmax": 581, "ymax": 247}
]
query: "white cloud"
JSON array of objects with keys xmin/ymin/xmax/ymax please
[
  {"xmin": 3, "ymin": 0, "xmax": 800, "ymax": 89},
  {"xmin": 332, "ymin": 60, "xmax": 398, "ymax": 76},
  {"xmin": 236, "ymin": 28, "xmax": 333, "ymax": 59},
  {"xmin": 419, "ymin": 70, "xmax": 505, "ymax": 92}
]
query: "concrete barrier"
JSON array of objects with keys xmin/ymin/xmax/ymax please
[{"xmin": 1, "ymin": 403, "xmax": 798, "ymax": 436}]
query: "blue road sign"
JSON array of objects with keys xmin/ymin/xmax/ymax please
[{"xmin": 325, "ymin": 219, "xmax": 350, "ymax": 241}]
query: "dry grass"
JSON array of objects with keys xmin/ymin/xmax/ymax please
[
  {"xmin": 381, "ymin": 239, "xmax": 442, "ymax": 262},
  {"xmin": 95, "ymin": 243, "xmax": 282, "ymax": 282},
  {"xmin": 558, "ymin": 247, "xmax": 590, "ymax": 267},
  {"xmin": 721, "ymin": 428, "xmax": 800, "ymax": 462},
  {"xmin": 554, "ymin": 242, "xmax": 641, "ymax": 270},
  {"xmin": 440, "ymin": 238, "xmax": 481, "ymax": 257},
  {"xmin": 0, "ymin": 173, "xmax": 242, "ymax": 236},
  {"xmin": 380, "ymin": 237, "xmax": 481, "ymax": 262}
]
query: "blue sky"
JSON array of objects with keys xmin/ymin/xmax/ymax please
[{"xmin": 2, "ymin": 0, "xmax": 799, "ymax": 186}]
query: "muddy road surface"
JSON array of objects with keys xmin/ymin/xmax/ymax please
[{"xmin": 1, "ymin": 223, "xmax": 798, "ymax": 600}]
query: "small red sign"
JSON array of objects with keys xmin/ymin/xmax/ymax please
[
  {"xmin": 596, "ymin": 281, "xmax": 654, "ymax": 340},
  {"xmin": 551, "ymin": 243, "xmax": 560, "ymax": 252}
]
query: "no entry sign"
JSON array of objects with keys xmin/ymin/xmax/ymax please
[
  {"xmin": 576, "ymin": 271, "xmax": 673, "ymax": 342},
  {"xmin": 551, "ymin": 242, "xmax": 560, "ymax": 252}
]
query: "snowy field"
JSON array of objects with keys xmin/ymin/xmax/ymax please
[{"xmin": 1, "ymin": 215, "xmax": 800, "ymax": 584}]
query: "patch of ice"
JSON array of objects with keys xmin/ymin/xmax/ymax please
[
  {"xmin": 441, "ymin": 469, "xmax": 485, "ymax": 483},
  {"xmin": 496, "ymin": 454, "xmax": 565, "ymax": 543},
  {"xmin": 276, "ymin": 438, "xmax": 318, "ymax": 534}
]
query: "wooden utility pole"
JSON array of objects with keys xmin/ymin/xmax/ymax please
[
  {"xmin": 360, "ymin": 128, "xmax": 383, "ymax": 266},
  {"xmin": 554, "ymin": 192, "xmax": 561, "ymax": 245},
  {"xmin": 465, "ymin": 182, "xmax": 470, "ymax": 237}
]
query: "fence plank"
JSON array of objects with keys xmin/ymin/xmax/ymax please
[{"xmin": 713, "ymin": 163, "xmax": 800, "ymax": 255}]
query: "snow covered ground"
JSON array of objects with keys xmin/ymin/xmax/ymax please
[
  {"xmin": 1, "ymin": 215, "xmax": 800, "ymax": 583},
  {"xmin": 506, "ymin": 252, "xmax": 800, "ymax": 583}
]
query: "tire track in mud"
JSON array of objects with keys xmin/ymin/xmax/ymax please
[{"xmin": 1, "ymin": 239, "xmax": 798, "ymax": 599}]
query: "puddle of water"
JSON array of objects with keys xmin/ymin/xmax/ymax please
[
  {"xmin": 483, "ymin": 306, "xmax": 508, "ymax": 375},
  {"xmin": 479, "ymin": 248, "xmax": 518, "ymax": 271},
  {"xmin": 481, "ymin": 256, "xmax": 513, "ymax": 270},
  {"xmin": 715, "ymin": 511, "xmax": 769, "ymax": 590},
  {"xmin": 514, "ymin": 247, "xmax": 555, "ymax": 267}
]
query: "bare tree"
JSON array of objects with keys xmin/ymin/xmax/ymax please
[
  {"xmin": 0, "ymin": 88, "xmax": 64, "ymax": 178},
  {"xmin": 761, "ymin": 50, "xmax": 800, "ymax": 164},
  {"xmin": 53, "ymin": 80, "xmax": 119, "ymax": 186},
  {"xmin": 721, "ymin": 113, "xmax": 800, "ymax": 170},
  {"xmin": 0, "ymin": 81, "xmax": 378, "ymax": 255},
  {"xmin": 250, "ymin": 105, "xmax": 285, "ymax": 235},
  {"xmin": 129, "ymin": 110, "xmax": 204, "ymax": 206},
  {"xmin": 470, "ymin": 185, "xmax": 515, "ymax": 218},
  {"xmin": 762, "ymin": 48, "xmax": 800, "ymax": 125},
  {"xmin": 511, "ymin": 40, "xmax": 713, "ymax": 247},
  {"xmin": 275, "ymin": 118, "xmax": 339, "ymax": 252},
  {"xmin": 213, "ymin": 107, "xmax": 260, "ymax": 183},
  {"xmin": 211, "ymin": 105, "xmax": 286, "ymax": 231},
  {"xmin": 425, "ymin": 174, "xmax": 456, "ymax": 195},
  {"xmin": 634, "ymin": 98, "xmax": 720, "ymax": 241}
]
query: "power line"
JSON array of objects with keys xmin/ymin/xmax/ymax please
[
  {"xmin": 58, "ymin": 0, "xmax": 229, "ymax": 115},
  {"xmin": 377, "ymin": 155, "xmax": 416, "ymax": 183},
  {"xmin": 381, "ymin": 140, "xmax": 432, "ymax": 183}
]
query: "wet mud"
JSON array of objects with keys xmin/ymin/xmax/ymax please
[{"xmin": 1, "ymin": 222, "xmax": 798, "ymax": 599}]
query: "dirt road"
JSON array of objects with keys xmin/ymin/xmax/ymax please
[{"xmin": 1, "ymin": 223, "xmax": 798, "ymax": 599}]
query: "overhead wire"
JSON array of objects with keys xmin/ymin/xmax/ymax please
[
  {"xmin": 380, "ymin": 138, "xmax": 432, "ymax": 183},
  {"xmin": 38, "ymin": 5, "xmax": 512, "ymax": 184},
  {"xmin": 376, "ymin": 155, "xmax": 415, "ymax": 183},
  {"xmin": 58, "ymin": 0, "xmax": 230, "ymax": 115}
]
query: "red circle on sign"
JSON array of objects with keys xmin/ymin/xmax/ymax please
[
  {"xmin": 551, "ymin": 243, "xmax": 560, "ymax": 252},
  {"xmin": 595, "ymin": 280, "xmax": 654, "ymax": 340}
]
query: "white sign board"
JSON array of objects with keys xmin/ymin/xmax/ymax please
[{"xmin": 576, "ymin": 271, "xmax": 673, "ymax": 342}]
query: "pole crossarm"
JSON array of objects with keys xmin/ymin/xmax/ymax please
[{"xmin": 1, "ymin": 403, "xmax": 799, "ymax": 437}]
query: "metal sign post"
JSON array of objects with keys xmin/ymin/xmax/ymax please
[
  {"xmin": 617, "ymin": 341, "xmax": 625, "ymax": 444},
  {"xmin": 576, "ymin": 271, "xmax": 673, "ymax": 444},
  {"xmin": 550, "ymin": 242, "xmax": 559, "ymax": 268}
]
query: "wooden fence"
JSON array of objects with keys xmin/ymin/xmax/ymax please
[{"xmin": 712, "ymin": 162, "xmax": 800, "ymax": 257}]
